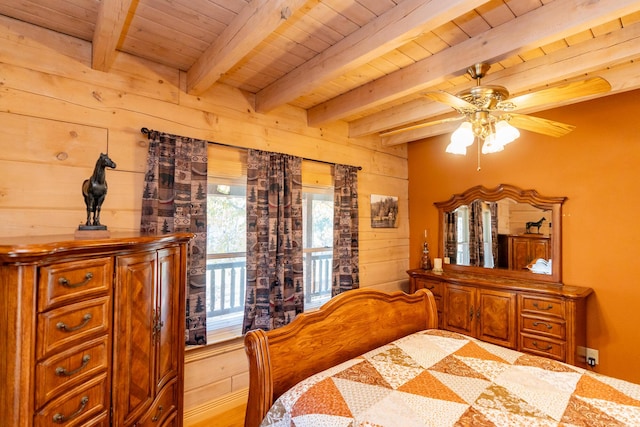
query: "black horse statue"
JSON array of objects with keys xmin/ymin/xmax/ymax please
[
  {"xmin": 81, "ymin": 153, "xmax": 116, "ymax": 228},
  {"xmin": 525, "ymin": 217, "xmax": 546, "ymax": 234}
]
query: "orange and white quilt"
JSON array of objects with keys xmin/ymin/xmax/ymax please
[{"xmin": 260, "ymin": 330, "xmax": 640, "ymax": 426}]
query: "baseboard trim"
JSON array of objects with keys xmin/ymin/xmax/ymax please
[{"xmin": 183, "ymin": 388, "xmax": 248, "ymax": 426}]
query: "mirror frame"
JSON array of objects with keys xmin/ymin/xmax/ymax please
[{"xmin": 435, "ymin": 184, "xmax": 566, "ymax": 284}]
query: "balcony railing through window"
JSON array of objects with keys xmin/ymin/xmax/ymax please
[{"xmin": 206, "ymin": 251, "xmax": 333, "ymax": 318}]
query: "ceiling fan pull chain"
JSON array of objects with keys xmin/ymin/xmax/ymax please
[{"xmin": 477, "ymin": 138, "xmax": 481, "ymax": 171}]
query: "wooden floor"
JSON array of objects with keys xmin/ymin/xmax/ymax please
[{"xmin": 190, "ymin": 404, "xmax": 245, "ymax": 427}]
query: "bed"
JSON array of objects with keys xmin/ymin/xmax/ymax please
[{"xmin": 244, "ymin": 288, "xmax": 640, "ymax": 426}]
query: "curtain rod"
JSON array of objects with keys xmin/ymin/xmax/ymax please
[{"xmin": 140, "ymin": 127, "xmax": 362, "ymax": 170}]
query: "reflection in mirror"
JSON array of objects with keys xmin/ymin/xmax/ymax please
[
  {"xmin": 447, "ymin": 199, "xmax": 550, "ymax": 271},
  {"xmin": 435, "ymin": 184, "xmax": 565, "ymax": 284}
]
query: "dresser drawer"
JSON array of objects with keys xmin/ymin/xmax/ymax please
[
  {"xmin": 521, "ymin": 315, "xmax": 565, "ymax": 340},
  {"xmin": 520, "ymin": 334, "xmax": 565, "ymax": 361},
  {"xmin": 34, "ymin": 373, "xmax": 109, "ymax": 427},
  {"xmin": 37, "ymin": 296, "xmax": 110, "ymax": 359},
  {"xmin": 36, "ymin": 335, "xmax": 110, "ymax": 408},
  {"xmin": 38, "ymin": 257, "xmax": 113, "ymax": 311},
  {"xmin": 520, "ymin": 295, "xmax": 565, "ymax": 318},
  {"xmin": 415, "ymin": 279, "xmax": 443, "ymax": 296}
]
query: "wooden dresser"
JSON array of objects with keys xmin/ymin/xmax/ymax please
[
  {"xmin": 0, "ymin": 232, "xmax": 192, "ymax": 427},
  {"xmin": 407, "ymin": 269, "xmax": 593, "ymax": 367}
]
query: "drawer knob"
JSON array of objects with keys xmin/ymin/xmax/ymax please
[
  {"xmin": 56, "ymin": 313, "xmax": 92, "ymax": 332},
  {"xmin": 52, "ymin": 396, "xmax": 89, "ymax": 424},
  {"xmin": 532, "ymin": 302, "xmax": 553, "ymax": 310},
  {"xmin": 532, "ymin": 321, "xmax": 553, "ymax": 330},
  {"xmin": 58, "ymin": 272, "xmax": 94, "ymax": 288},
  {"xmin": 532, "ymin": 341, "xmax": 553, "ymax": 351},
  {"xmin": 55, "ymin": 354, "xmax": 91, "ymax": 377}
]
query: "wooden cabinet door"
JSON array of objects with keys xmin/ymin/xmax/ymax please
[
  {"xmin": 443, "ymin": 284, "xmax": 475, "ymax": 336},
  {"xmin": 510, "ymin": 237, "xmax": 530, "ymax": 270},
  {"xmin": 156, "ymin": 247, "xmax": 181, "ymax": 391},
  {"xmin": 530, "ymin": 239, "xmax": 549, "ymax": 262},
  {"xmin": 476, "ymin": 289, "xmax": 517, "ymax": 349},
  {"xmin": 112, "ymin": 251, "xmax": 157, "ymax": 426}
]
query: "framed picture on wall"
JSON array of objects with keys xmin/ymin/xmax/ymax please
[{"xmin": 370, "ymin": 194, "xmax": 398, "ymax": 228}]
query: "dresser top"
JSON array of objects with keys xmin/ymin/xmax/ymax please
[
  {"xmin": 0, "ymin": 232, "xmax": 193, "ymax": 263},
  {"xmin": 407, "ymin": 268, "xmax": 593, "ymax": 299}
]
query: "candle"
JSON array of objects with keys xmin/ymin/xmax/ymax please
[
  {"xmin": 424, "ymin": 229, "xmax": 427, "ymax": 239},
  {"xmin": 434, "ymin": 258, "xmax": 443, "ymax": 271}
]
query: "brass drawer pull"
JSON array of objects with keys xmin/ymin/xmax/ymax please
[
  {"xmin": 532, "ymin": 341, "xmax": 553, "ymax": 351},
  {"xmin": 52, "ymin": 396, "xmax": 89, "ymax": 423},
  {"xmin": 152, "ymin": 405, "xmax": 163, "ymax": 422},
  {"xmin": 55, "ymin": 355, "xmax": 91, "ymax": 377},
  {"xmin": 58, "ymin": 272, "xmax": 94, "ymax": 288},
  {"xmin": 532, "ymin": 321, "xmax": 553, "ymax": 330},
  {"xmin": 56, "ymin": 313, "xmax": 92, "ymax": 332},
  {"xmin": 469, "ymin": 307, "xmax": 474, "ymax": 320},
  {"xmin": 532, "ymin": 302, "xmax": 553, "ymax": 310}
]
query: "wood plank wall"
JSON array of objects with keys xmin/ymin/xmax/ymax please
[{"xmin": 0, "ymin": 15, "xmax": 411, "ymax": 424}]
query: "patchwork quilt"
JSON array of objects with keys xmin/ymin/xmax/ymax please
[{"xmin": 260, "ymin": 329, "xmax": 640, "ymax": 426}]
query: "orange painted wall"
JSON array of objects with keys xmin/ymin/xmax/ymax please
[{"xmin": 408, "ymin": 89, "xmax": 640, "ymax": 384}]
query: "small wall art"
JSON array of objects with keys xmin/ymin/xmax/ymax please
[{"xmin": 370, "ymin": 194, "xmax": 398, "ymax": 228}]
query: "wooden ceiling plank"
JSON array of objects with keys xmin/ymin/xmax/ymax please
[
  {"xmin": 309, "ymin": 0, "xmax": 640, "ymax": 127},
  {"xmin": 350, "ymin": 19, "xmax": 640, "ymax": 138},
  {"xmin": 92, "ymin": 0, "xmax": 134, "ymax": 71},
  {"xmin": 255, "ymin": 0, "xmax": 491, "ymax": 113},
  {"xmin": 187, "ymin": 0, "xmax": 316, "ymax": 95}
]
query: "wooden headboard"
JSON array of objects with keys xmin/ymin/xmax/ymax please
[{"xmin": 243, "ymin": 288, "xmax": 438, "ymax": 427}]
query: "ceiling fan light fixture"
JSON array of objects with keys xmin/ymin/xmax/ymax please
[
  {"xmin": 481, "ymin": 133, "xmax": 505, "ymax": 154},
  {"xmin": 446, "ymin": 140, "xmax": 468, "ymax": 155},
  {"xmin": 451, "ymin": 121, "xmax": 474, "ymax": 146},
  {"xmin": 494, "ymin": 120, "xmax": 520, "ymax": 145}
]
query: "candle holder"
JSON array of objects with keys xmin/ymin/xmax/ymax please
[{"xmin": 421, "ymin": 241, "xmax": 432, "ymax": 270}]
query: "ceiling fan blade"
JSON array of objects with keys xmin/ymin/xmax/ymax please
[
  {"xmin": 424, "ymin": 91, "xmax": 476, "ymax": 111},
  {"xmin": 504, "ymin": 77, "xmax": 611, "ymax": 111},
  {"xmin": 380, "ymin": 115, "xmax": 463, "ymax": 137},
  {"xmin": 506, "ymin": 113, "xmax": 575, "ymax": 137}
]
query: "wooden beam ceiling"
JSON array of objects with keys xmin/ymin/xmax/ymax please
[
  {"xmin": 254, "ymin": 0, "xmax": 491, "ymax": 113},
  {"xmin": 307, "ymin": 0, "xmax": 640, "ymax": 128},
  {"xmin": 92, "ymin": 0, "xmax": 134, "ymax": 71}
]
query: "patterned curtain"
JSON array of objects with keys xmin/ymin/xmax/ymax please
[
  {"xmin": 489, "ymin": 202, "xmax": 499, "ymax": 267},
  {"xmin": 468, "ymin": 200, "xmax": 484, "ymax": 267},
  {"xmin": 242, "ymin": 150, "xmax": 303, "ymax": 333},
  {"xmin": 444, "ymin": 210, "xmax": 458, "ymax": 263},
  {"xmin": 140, "ymin": 130, "xmax": 208, "ymax": 346},
  {"xmin": 332, "ymin": 165, "xmax": 359, "ymax": 297}
]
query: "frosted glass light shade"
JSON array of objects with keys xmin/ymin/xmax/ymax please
[
  {"xmin": 450, "ymin": 122, "xmax": 475, "ymax": 147},
  {"xmin": 494, "ymin": 120, "xmax": 520, "ymax": 145},
  {"xmin": 445, "ymin": 141, "xmax": 468, "ymax": 155},
  {"xmin": 481, "ymin": 133, "xmax": 505, "ymax": 154}
]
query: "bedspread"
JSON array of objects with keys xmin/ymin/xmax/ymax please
[{"xmin": 260, "ymin": 329, "xmax": 640, "ymax": 426}]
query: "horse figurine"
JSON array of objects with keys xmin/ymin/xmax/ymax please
[
  {"xmin": 525, "ymin": 217, "xmax": 546, "ymax": 234},
  {"xmin": 81, "ymin": 153, "xmax": 116, "ymax": 228}
]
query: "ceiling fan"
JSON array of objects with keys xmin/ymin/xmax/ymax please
[{"xmin": 381, "ymin": 62, "xmax": 611, "ymax": 154}]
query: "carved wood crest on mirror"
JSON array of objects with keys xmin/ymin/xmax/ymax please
[{"xmin": 435, "ymin": 184, "xmax": 566, "ymax": 284}]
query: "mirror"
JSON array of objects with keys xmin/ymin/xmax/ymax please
[{"xmin": 435, "ymin": 184, "xmax": 566, "ymax": 284}]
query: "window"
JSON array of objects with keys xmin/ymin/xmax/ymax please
[
  {"xmin": 302, "ymin": 189, "xmax": 333, "ymax": 310},
  {"xmin": 456, "ymin": 205, "xmax": 470, "ymax": 265},
  {"xmin": 205, "ymin": 146, "xmax": 333, "ymax": 340}
]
